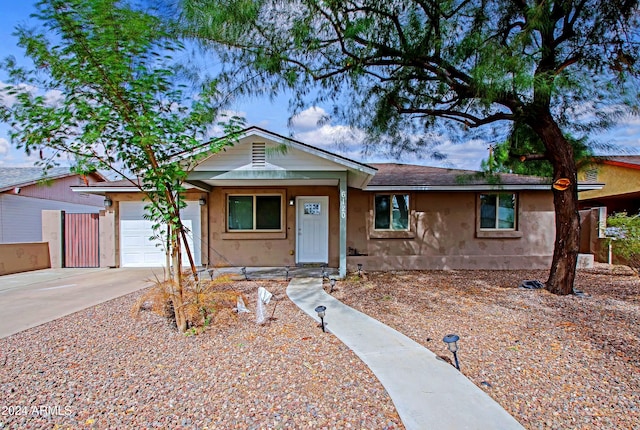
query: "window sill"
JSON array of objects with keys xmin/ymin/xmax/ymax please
[
  {"xmin": 369, "ymin": 230, "xmax": 416, "ymax": 239},
  {"xmin": 476, "ymin": 230, "xmax": 523, "ymax": 239},
  {"xmin": 222, "ymin": 231, "xmax": 287, "ymax": 240}
]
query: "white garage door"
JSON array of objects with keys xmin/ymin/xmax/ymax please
[{"xmin": 120, "ymin": 201, "xmax": 201, "ymax": 268}]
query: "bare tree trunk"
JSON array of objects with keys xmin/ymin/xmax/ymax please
[
  {"xmin": 171, "ymin": 232, "xmax": 188, "ymax": 332},
  {"xmin": 180, "ymin": 225, "xmax": 199, "ymax": 279},
  {"xmin": 529, "ymin": 113, "xmax": 579, "ymax": 295}
]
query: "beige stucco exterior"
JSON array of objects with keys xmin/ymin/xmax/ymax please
[
  {"xmin": 98, "ymin": 187, "xmax": 555, "ymax": 271},
  {"xmin": 0, "ymin": 242, "xmax": 50, "ymax": 275},
  {"xmin": 206, "ymin": 186, "xmax": 340, "ymax": 268},
  {"xmin": 346, "ymin": 189, "xmax": 555, "ymax": 270}
]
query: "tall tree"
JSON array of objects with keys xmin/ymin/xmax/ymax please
[
  {"xmin": 481, "ymin": 123, "xmax": 592, "ymax": 176},
  {"xmin": 182, "ymin": 0, "xmax": 640, "ymax": 294},
  {"xmin": 1, "ymin": 0, "xmax": 242, "ymax": 331}
]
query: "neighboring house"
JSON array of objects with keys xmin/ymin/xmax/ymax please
[
  {"xmin": 578, "ymin": 156, "xmax": 640, "ymax": 214},
  {"xmin": 0, "ymin": 167, "xmax": 106, "ymax": 243},
  {"xmin": 73, "ymin": 127, "xmax": 601, "ymax": 277}
]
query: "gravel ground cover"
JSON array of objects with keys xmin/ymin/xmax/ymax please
[
  {"xmin": 334, "ymin": 264, "xmax": 640, "ymax": 430},
  {"xmin": 1, "ymin": 266, "xmax": 639, "ymax": 429},
  {"xmin": 0, "ymin": 280, "xmax": 402, "ymax": 429}
]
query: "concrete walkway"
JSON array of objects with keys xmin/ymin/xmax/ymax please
[{"xmin": 287, "ymin": 277, "xmax": 524, "ymax": 430}]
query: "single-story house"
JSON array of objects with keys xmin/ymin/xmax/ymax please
[
  {"xmin": 578, "ymin": 156, "xmax": 640, "ymax": 215},
  {"xmin": 73, "ymin": 127, "xmax": 602, "ymax": 277},
  {"xmin": 0, "ymin": 167, "xmax": 106, "ymax": 243}
]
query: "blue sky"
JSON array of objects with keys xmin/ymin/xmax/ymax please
[{"xmin": 1, "ymin": 1, "xmax": 639, "ymax": 171}]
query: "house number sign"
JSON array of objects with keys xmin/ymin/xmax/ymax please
[{"xmin": 340, "ymin": 190, "xmax": 347, "ymax": 219}]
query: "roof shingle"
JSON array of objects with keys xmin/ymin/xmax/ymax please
[
  {"xmin": 0, "ymin": 167, "xmax": 73, "ymax": 191},
  {"xmin": 367, "ymin": 163, "xmax": 549, "ymax": 187}
]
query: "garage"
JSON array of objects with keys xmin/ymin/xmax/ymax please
[{"xmin": 119, "ymin": 201, "xmax": 201, "ymax": 267}]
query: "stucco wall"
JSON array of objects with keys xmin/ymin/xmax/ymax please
[
  {"xmin": 0, "ymin": 242, "xmax": 50, "ymax": 275},
  {"xmin": 42, "ymin": 210, "xmax": 63, "ymax": 268},
  {"xmin": 579, "ymin": 163, "xmax": 639, "ymax": 201},
  {"xmin": 207, "ymin": 186, "xmax": 339, "ymax": 267},
  {"xmin": 346, "ymin": 189, "xmax": 555, "ymax": 270},
  {"xmin": 102, "ymin": 187, "xmax": 556, "ymax": 271}
]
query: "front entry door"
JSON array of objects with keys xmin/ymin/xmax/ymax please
[{"xmin": 296, "ymin": 196, "xmax": 329, "ymax": 264}]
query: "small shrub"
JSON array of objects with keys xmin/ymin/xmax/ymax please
[
  {"xmin": 607, "ymin": 212, "xmax": 640, "ymax": 269},
  {"xmin": 132, "ymin": 272, "xmax": 248, "ymax": 332}
]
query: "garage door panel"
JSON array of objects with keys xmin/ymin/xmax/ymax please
[{"xmin": 119, "ymin": 201, "xmax": 201, "ymax": 268}]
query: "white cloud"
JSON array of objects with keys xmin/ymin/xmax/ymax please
[
  {"xmin": 0, "ymin": 79, "xmax": 64, "ymax": 109},
  {"xmin": 202, "ymin": 109, "xmax": 248, "ymax": 140},
  {"xmin": 428, "ymin": 138, "xmax": 491, "ymax": 170},
  {"xmin": 44, "ymin": 89, "xmax": 64, "ymax": 106},
  {"xmin": 290, "ymin": 107, "xmax": 490, "ymax": 170},
  {"xmin": 0, "ymin": 138, "xmax": 9, "ymax": 156},
  {"xmin": 0, "ymin": 81, "xmax": 39, "ymax": 107},
  {"xmin": 289, "ymin": 107, "xmax": 330, "ymax": 132}
]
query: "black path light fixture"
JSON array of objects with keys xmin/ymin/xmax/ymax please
[
  {"xmin": 241, "ymin": 267, "xmax": 248, "ymax": 281},
  {"xmin": 443, "ymin": 334, "xmax": 461, "ymax": 370},
  {"xmin": 315, "ymin": 305, "xmax": 327, "ymax": 332},
  {"xmin": 329, "ymin": 278, "xmax": 336, "ymax": 293},
  {"xmin": 285, "ymin": 265, "xmax": 290, "ymax": 281},
  {"xmin": 321, "ymin": 263, "xmax": 328, "ymax": 280},
  {"xmin": 357, "ymin": 263, "xmax": 363, "ymax": 277}
]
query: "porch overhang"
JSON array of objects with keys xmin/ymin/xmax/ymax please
[{"xmin": 186, "ymin": 169, "xmax": 373, "ymax": 189}]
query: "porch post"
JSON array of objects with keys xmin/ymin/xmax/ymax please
[{"xmin": 339, "ymin": 172, "xmax": 347, "ymax": 278}]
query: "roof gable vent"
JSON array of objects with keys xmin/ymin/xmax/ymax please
[{"xmin": 252, "ymin": 142, "xmax": 266, "ymax": 168}]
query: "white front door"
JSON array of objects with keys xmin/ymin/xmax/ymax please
[{"xmin": 296, "ymin": 196, "xmax": 329, "ymax": 264}]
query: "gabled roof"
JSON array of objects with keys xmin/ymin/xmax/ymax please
[
  {"xmin": 68, "ymin": 127, "xmax": 604, "ymax": 193},
  {"xmin": 185, "ymin": 126, "xmax": 377, "ymax": 189},
  {"xmin": 366, "ymin": 163, "xmax": 603, "ymax": 191},
  {"xmin": 187, "ymin": 126, "xmax": 377, "ymax": 175},
  {"xmin": 1, "ymin": 167, "xmax": 108, "ymax": 193},
  {"xmin": 0, "ymin": 167, "xmax": 86, "ymax": 193},
  {"xmin": 592, "ymin": 155, "xmax": 640, "ymax": 170}
]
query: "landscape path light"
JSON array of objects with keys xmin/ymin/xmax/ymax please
[
  {"xmin": 442, "ymin": 334, "xmax": 461, "ymax": 370},
  {"xmin": 357, "ymin": 263, "xmax": 363, "ymax": 277},
  {"xmin": 285, "ymin": 265, "xmax": 290, "ymax": 281},
  {"xmin": 329, "ymin": 278, "xmax": 336, "ymax": 293},
  {"xmin": 315, "ymin": 305, "xmax": 327, "ymax": 332}
]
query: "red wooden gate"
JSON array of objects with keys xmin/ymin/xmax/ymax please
[{"xmin": 64, "ymin": 213, "xmax": 100, "ymax": 268}]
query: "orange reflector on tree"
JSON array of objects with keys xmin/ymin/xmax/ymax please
[{"xmin": 553, "ymin": 178, "xmax": 571, "ymax": 190}]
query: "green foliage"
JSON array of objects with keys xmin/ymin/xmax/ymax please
[
  {"xmin": 181, "ymin": 0, "xmax": 639, "ymax": 152},
  {"xmin": 481, "ymin": 124, "xmax": 593, "ymax": 177},
  {"xmin": 1, "ymin": 0, "xmax": 244, "ymax": 330},
  {"xmin": 1, "ymin": 0, "xmax": 243, "ymax": 256},
  {"xmin": 607, "ymin": 212, "xmax": 640, "ymax": 269}
]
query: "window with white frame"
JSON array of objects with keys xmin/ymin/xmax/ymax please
[
  {"xmin": 479, "ymin": 193, "xmax": 517, "ymax": 230},
  {"xmin": 228, "ymin": 195, "xmax": 282, "ymax": 231},
  {"xmin": 374, "ymin": 194, "xmax": 409, "ymax": 230}
]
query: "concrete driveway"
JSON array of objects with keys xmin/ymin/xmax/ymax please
[{"xmin": 0, "ymin": 267, "xmax": 164, "ymax": 338}]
